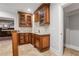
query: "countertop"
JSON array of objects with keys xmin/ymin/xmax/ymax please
[
  {"xmin": 2, "ymin": 30, "xmax": 14, "ymax": 31},
  {"xmin": 34, "ymin": 32, "xmax": 50, "ymax": 35},
  {"xmin": 10, "ymin": 30, "xmax": 50, "ymax": 35},
  {"xmin": 18, "ymin": 31, "xmax": 50, "ymax": 35}
]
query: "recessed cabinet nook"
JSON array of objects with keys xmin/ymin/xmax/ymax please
[{"xmin": 12, "ymin": 3, "xmax": 50, "ymax": 56}]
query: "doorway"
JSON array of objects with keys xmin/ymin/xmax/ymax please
[
  {"xmin": 0, "ymin": 17, "xmax": 14, "ymax": 55},
  {"xmin": 63, "ymin": 3, "xmax": 79, "ymax": 56}
]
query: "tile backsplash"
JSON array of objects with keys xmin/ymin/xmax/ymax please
[
  {"xmin": 18, "ymin": 27, "xmax": 32, "ymax": 33},
  {"xmin": 18, "ymin": 22, "xmax": 50, "ymax": 35},
  {"xmin": 33, "ymin": 22, "xmax": 50, "ymax": 35},
  {"xmin": 39, "ymin": 26, "xmax": 50, "ymax": 34}
]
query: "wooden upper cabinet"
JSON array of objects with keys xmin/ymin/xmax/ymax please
[
  {"xmin": 34, "ymin": 11, "xmax": 39, "ymax": 22},
  {"xmin": 44, "ymin": 4, "xmax": 50, "ymax": 24},
  {"xmin": 26, "ymin": 14, "xmax": 32, "ymax": 27},
  {"xmin": 18, "ymin": 11, "xmax": 32, "ymax": 27},
  {"xmin": 19, "ymin": 13, "xmax": 26, "ymax": 27},
  {"xmin": 34, "ymin": 3, "xmax": 50, "ymax": 25}
]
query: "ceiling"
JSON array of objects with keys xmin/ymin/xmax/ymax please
[
  {"xmin": 0, "ymin": 3, "xmax": 41, "ymax": 14},
  {"xmin": 64, "ymin": 3, "xmax": 79, "ymax": 16},
  {"xmin": 0, "ymin": 3, "xmax": 71, "ymax": 14},
  {"xmin": 64, "ymin": 3, "xmax": 79, "ymax": 13}
]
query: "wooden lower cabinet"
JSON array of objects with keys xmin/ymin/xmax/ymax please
[
  {"xmin": 18, "ymin": 33, "xmax": 50, "ymax": 52},
  {"xmin": 19, "ymin": 33, "xmax": 50, "ymax": 52},
  {"xmin": 19, "ymin": 33, "xmax": 50, "ymax": 51},
  {"xmin": 28, "ymin": 33, "xmax": 32, "ymax": 43},
  {"xmin": 25, "ymin": 33, "xmax": 29, "ymax": 44},
  {"xmin": 31, "ymin": 33, "xmax": 35, "ymax": 45},
  {"xmin": 19, "ymin": 33, "xmax": 25, "ymax": 45},
  {"xmin": 12, "ymin": 32, "xmax": 50, "ymax": 56},
  {"xmin": 34, "ymin": 34, "xmax": 50, "ymax": 52},
  {"xmin": 18, "ymin": 33, "xmax": 31, "ymax": 45}
]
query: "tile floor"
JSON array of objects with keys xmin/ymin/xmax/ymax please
[{"xmin": 0, "ymin": 39, "xmax": 79, "ymax": 56}]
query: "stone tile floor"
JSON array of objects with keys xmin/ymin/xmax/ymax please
[{"xmin": 0, "ymin": 39, "xmax": 79, "ymax": 56}]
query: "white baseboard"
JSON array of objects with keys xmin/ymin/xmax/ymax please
[{"xmin": 65, "ymin": 44, "xmax": 79, "ymax": 51}]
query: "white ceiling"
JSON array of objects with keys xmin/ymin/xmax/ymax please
[
  {"xmin": 0, "ymin": 3, "xmax": 41, "ymax": 14},
  {"xmin": 64, "ymin": 3, "xmax": 79, "ymax": 13},
  {"xmin": 64, "ymin": 3, "xmax": 79, "ymax": 16},
  {"xmin": 0, "ymin": 3, "xmax": 72, "ymax": 14}
]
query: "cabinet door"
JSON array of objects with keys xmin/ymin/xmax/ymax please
[
  {"xmin": 40, "ymin": 4, "xmax": 50, "ymax": 25},
  {"xmin": 25, "ymin": 33, "xmax": 29, "ymax": 44},
  {"xmin": 28, "ymin": 33, "xmax": 32, "ymax": 43},
  {"xmin": 44, "ymin": 4, "xmax": 50, "ymax": 24},
  {"xmin": 35, "ymin": 35, "xmax": 40, "ymax": 48},
  {"xmin": 19, "ymin": 33, "xmax": 25, "ymax": 45},
  {"xmin": 31, "ymin": 34, "xmax": 35, "ymax": 45},
  {"xmin": 34, "ymin": 12, "xmax": 40, "ymax": 22},
  {"xmin": 25, "ymin": 33, "xmax": 32, "ymax": 43},
  {"xmin": 40, "ymin": 36, "xmax": 50, "ymax": 48},
  {"xmin": 26, "ymin": 15, "xmax": 32, "ymax": 27},
  {"xmin": 19, "ymin": 14, "xmax": 26, "ymax": 27},
  {"xmin": 39, "ymin": 8, "xmax": 45, "ymax": 25}
]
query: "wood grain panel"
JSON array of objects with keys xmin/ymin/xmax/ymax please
[{"xmin": 12, "ymin": 31, "xmax": 18, "ymax": 56}]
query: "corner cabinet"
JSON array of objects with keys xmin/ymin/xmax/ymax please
[
  {"xmin": 18, "ymin": 11, "xmax": 32, "ymax": 27},
  {"xmin": 34, "ymin": 3, "xmax": 50, "ymax": 25}
]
